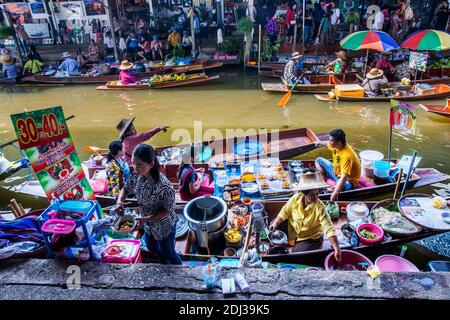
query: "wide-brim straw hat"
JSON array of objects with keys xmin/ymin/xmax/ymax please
[
  {"xmin": 119, "ymin": 60, "xmax": 134, "ymax": 71},
  {"xmin": 291, "ymin": 51, "xmax": 301, "ymax": 59},
  {"xmin": 62, "ymin": 52, "xmax": 72, "ymax": 58},
  {"xmin": 116, "ymin": 117, "xmax": 136, "ymax": 140},
  {"xmin": 0, "ymin": 54, "xmax": 13, "ymax": 66},
  {"xmin": 335, "ymin": 50, "xmax": 347, "ymax": 59},
  {"xmin": 366, "ymin": 68, "xmax": 384, "ymax": 79},
  {"xmin": 292, "ymin": 172, "xmax": 330, "ymax": 192}
]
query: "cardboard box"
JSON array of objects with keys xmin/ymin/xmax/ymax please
[{"xmin": 334, "ymin": 84, "xmax": 365, "ymax": 97}]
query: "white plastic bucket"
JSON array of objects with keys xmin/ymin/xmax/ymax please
[{"xmin": 359, "ymin": 150, "xmax": 384, "ymax": 178}]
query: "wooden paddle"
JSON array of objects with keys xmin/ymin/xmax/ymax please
[
  {"xmin": 278, "ymin": 76, "xmax": 302, "ymax": 107},
  {"xmin": 83, "ymin": 146, "xmax": 109, "ymax": 153}
]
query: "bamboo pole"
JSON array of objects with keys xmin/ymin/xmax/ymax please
[
  {"xmin": 292, "ymin": 23, "xmax": 298, "ymax": 53},
  {"xmin": 302, "ymin": 0, "xmax": 305, "ymax": 55},
  {"xmin": 258, "ymin": 24, "xmax": 262, "ymax": 74},
  {"xmin": 393, "ymin": 168, "xmax": 404, "ymax": 200}
]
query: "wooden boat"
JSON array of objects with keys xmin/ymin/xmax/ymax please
[
  {"xmin": 315, "ymin": 84, "xmax": 450, "ymax": 102},
  {"xmin": 0, "ymin": 77, "xmax": 17, "ymax": 85},
  {"xmin": 419, "ymin": 103, "xmax": 450, "ymax": 118},
  {"xmin": 96, "ymin": 73, "xmax": 220, "ymax": 90},
  {"xmin": 261, "ymin": 74, "xmax": 359, "ymax": 94},
  {"xmin": 115, "ymin": 200, "xmax": 443, "ymax": 265},
  {"xmin": 21, "ymin": 61, "xmax": 224, "ymax": 85}
]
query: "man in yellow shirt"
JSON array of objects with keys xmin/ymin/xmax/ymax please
[
  {"xmin": 315, "ymin": 129, "xmax": 361, "ymax": 201},
  {"xmin": 167, "ymin": 28, "xmax": 181, "ymax": 52},
  {"xmin": 269, "ymin": 177, "xmax": 341, "ymax": 262}
]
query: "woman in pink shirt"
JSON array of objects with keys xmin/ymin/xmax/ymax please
[
  {"xmin": 116, "ymin": 117, "xmax": 169, "ymax": 165},
  {"xmin": 118, "ymin": 60, "xmax": 138, "ymax": 85},
  {"xmin": 285, "ymin": 3, "xmax": 297, "ymax": 44}
]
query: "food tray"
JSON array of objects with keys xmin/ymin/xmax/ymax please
[{"xmin": 255, "ymin": 159, "xmax": 293, "ymax": 197}]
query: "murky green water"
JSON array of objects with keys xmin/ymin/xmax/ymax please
[{"xmin": 0, "ymin": 67, "xmax": 449, "ymax": 210}]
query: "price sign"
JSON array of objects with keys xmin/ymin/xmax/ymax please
[{"xmin": 11, "ymin": 107, "xmax": 94, "ymax": 201}]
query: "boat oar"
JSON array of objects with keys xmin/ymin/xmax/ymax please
[
  {"xmin": 393, "ymin": 168, "xmax": 404, "ymax": 200},
  {"xmin": 83, "ymin": 146, "xmax": 109, "ymax": 153},
  {"xmin": 278, "ymin": 77, "xmax": 301, "ymax": 108}
]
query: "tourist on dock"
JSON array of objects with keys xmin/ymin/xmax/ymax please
[
  {"xmin": 88, "ymin": 39, "xmax": 100, "ymax": 63},
  {"xmin": 433, "ymin": 0, "xmax": 449, "ymax": 31},
  {"xmin": 312, "ymin": 2, "xmax": 326, "ymax": 39},
  {"xmin": 329, "ymin": 1, "xmax": 341, "ymax": 44},
  {"xmin": 390, "ymin": 9, "xmax": 401, "ymax": 42},
  {"xmin": 178, "ymin": 145, "xmax": 214, "ymax": 201},
  {"xmin": 345, "ymin": 9, "xmax": 360, "ymax": 34},
  {"xmin": 138, "ymin": 34, "xmax": 152, "ymax": 61},
  {"xmin": 315, "ymin": 129, "xmax": 361, "ymax": 201},
  {"xmin": 126, "ymin": 31, "xmax": 139, "ymax": 61},
  {"xmin": 104, "ymin": 32, "xmax": 115, "ymax": 57},
  {"xmin": 181, "ymin": 31, "xmax": 192, "ymax": 57},
  {"xmin": 119, "ymin": 35, "xmax": 127, "ymax": 59},
  {"xmin": 151, "ymin": 35, "xmax": 163, "ymax": 60},
  {"xmin": 167, "ymin": 27, "xmax": 181, "ymax": 53},
  {"xmin": 326, "ymin": 50, "xmax": 347, "ymax": 74},
  {"xmin": 283, "ymin": 52, "xmax": 309, "ymax": 85},
  {"xmin": 28, "ymin": 45, "xmax": 42, "ymax": 62},
  {"xmin": 366, "ymin": 10, "xmax": 376, "ymax": 30},
  {"xmin": 317, "ymin": 12, "xmax": 331, "ymax": 47},
  {"xmin": 269, "ymin": 176, "xmax": 341, "ymax": 262},
  {"xmin": 105, "ymin": 141, "xmax": 131, "ymax": 197},
  {"xmin": 23, "ymin": 53, "xmax": 43, "ymax": 75},
  {"xmin": 303, "ymin": 1, "xmax": 314, "ymax": 46},
  {"xmin": 116, "ymin": 144, "xmax": 181, "ymax": 265},
  {"xmin": 116, "ymin": 117, "xmax": 169, "ymax": 165},
  {"xmin": 373, "ymin": 7, "xmax": 385, "ymax": 31},
  {"xmin": 118, "ymin": 60, "xmax": 137, "ymax": 85},
  {"xmin": 58, "ymin": 52, "xmax": 80, "ymax": 74},
  {"xmin": 0, "ymin": 54, "xmax": 18, "ymax": 79},
  {"xmin": 375, "ymin": 52, "xmax": 395, "ymax": 78},
  {"xmin": 361, "ymin": 68, "xmax": 388, "ymax": 97},
  {"xmin": 284, "ymin": 3, "xmax": 297, "ymax": 44},
  {"xmin": 265, "ymin": 15, "xmax": 278, "ymax": 45}
]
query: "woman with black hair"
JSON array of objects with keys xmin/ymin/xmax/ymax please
[
  {"xmin": 105, "ymin": 141, "xmax": 130, "ymax": 197},
  {"xmin": 116, "ymin": 144, "xmax": 181, "ymax": 265},
  {"xmin": 177, "ymin": 145, "xmax": 214, "ymax": 201}
]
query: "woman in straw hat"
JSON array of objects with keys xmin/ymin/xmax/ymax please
[
  {"xmin": 362, "ymin": 68, "xmax": 388, "ymax": 97},
  {"xmin": 116, "ymin": 117, "xmax": 169, "ymax": 165},
  {"xmin": 283, "ymin": 52, "xmax": 309, "ymax": 85},
  {"xmin": 326, "ymin": 50, "xmax": 347, "ymax": 74},
  {"xmin": 0, "ymin": 54, "xmax": 18, "ymax": 79},
  {"xmin": 118, "ymin": 60, "xmax": 138, "ymax": 85},
  {"xmin": 58, "ymin": 52, "xmax": 80, "ymax": 73},
  {"xmin": 269, "ymin": 172, "xmax": 341, "ymax": 262}
]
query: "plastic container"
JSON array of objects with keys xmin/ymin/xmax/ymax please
[
  {"xmin": 334, "ymin": 84, "xmax": 365, "ymax": 97},
  {"xmin": 324, "ymin": 249, "xmax": 373, "ymax": 271},
  {"xmin": 357, "ymin": 223, "xmax": 384, "ymax": 245},
  {"xmin": 101, "ymin": 240, "xmax": 141, "ymax": 264},
  {"xmin": 60, "ymin": 200, "xmax": 94, "ymax": 214},
  {"xmin": 41, "ymin": 219, "xmax": 76, "ymax": 235},
  {"xmin": 373, "ymin": 161, "xmax": 390, "ymax": 179},
  {"xmin": 359, "ymin": 150, "xmax": 384, "ymax": 178},
  {"xmin": 375, "ymin": 255, "xmax": 419, "ymax": 272}
]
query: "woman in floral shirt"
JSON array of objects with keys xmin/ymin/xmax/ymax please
[
  {"xmin": 105, "ymin": 141, "xmax": 130, "ymax": 197},
  {"xmin": 116, "ymin": 144, "xmax": 181, "ymax": 265}
]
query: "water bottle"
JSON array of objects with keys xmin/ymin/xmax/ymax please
[
  {"xmin": 350, "ymin": 232, "xmax": 359, "ymax": 247},
  {"xmin": 50, "ymin": 193, "xmax": 60, "ymax": 211}
]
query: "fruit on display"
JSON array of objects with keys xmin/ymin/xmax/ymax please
[
  {"xmin": 429, "ymin": 58, "xmax": 450, "ymax": 69},
  {"xmin": 148, "ymin": 73, "xmax": 188, "ymax": 84}
]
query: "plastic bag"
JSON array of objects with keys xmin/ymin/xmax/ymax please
[{"xmin": 0, "ymin": 241, "xmax": 39, "ymax": 260}]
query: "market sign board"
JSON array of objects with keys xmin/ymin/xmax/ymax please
[
  {"xmin": 390, "ymin": 99, "xmax": 417, "ymax": 135},
  {"xmin": 10, "ymin": 107, "xmax": 95, "ymax": 201},
  {"xmin": 409, "ymin": 51, "xmax": 428, "ymax": 72}
]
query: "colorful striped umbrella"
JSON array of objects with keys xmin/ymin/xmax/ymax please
[
  {"xmin": 401, "ymin": 29, "xmax": 450, "ymax": 51},
  {"xmin": 340, "ymin": 31, "xmax": 399, "ymax": 52}
]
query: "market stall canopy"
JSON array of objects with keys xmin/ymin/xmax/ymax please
[
  {"xmin": 340, "ymin": 31, "xmax": 399, "ymax": 52},
  {"xmin": 401, "ymin": 29, "xmax": 450, "ymax": 51}
]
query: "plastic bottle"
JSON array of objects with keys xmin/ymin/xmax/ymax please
[
  {"xmin": 350, "ymin": 232, "xmax": 359, "ymax": 247},
  {"xmin": 50, "ymin": 193, "xmax": 60, "ymax": 211}
]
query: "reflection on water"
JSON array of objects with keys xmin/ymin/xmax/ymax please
[{"xmin": 0, "ymin": 67, "xmax": 449, "ymax": 209}]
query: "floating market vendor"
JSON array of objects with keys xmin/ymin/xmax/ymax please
[
  {"xmin": 23, "ymin": 53, "xmax": 43, "ymax": 75},
  {"xmin": 283, "ymin": 52, "xmax": 310, "ymax": 86},
  {"xmin": 178, "ymin": 145, "xmax": 214, "ymax": 201},
  {"xmin": 58, "ymin": 52, "xmax": 80, "ymax": 73},
  {"xmin": 151, "ymin": 35, "xmax": 163, "ymax": 60},
  {"xmin": 269, "ymin": 173, "xmax": 341, "ymax": 262},
  {"xmin": 361, "ymin": 68, "xmax": 388, "ymax": 97},
  {"xmin": 116, "ymin": 117, "xmax": 169, "ymax": 165},
  {"xmin": 118, "ymin": 60, "xmax": 137, "ymax": 85},
  {"xmin": 105, "ymin": 141, "xmax": 131, "ymax": 197},
  {"xmin": 375, "ymin": 52, "xmax": 395, "ymax": 78},
  {"xmin": 116, "ymin": 144, "xmax": 181, "ymax": 265},
  {"xmin": 326, "ymin": 50, "xmax": 347, "ymax": 74},
  {"xmin": 315, "ymin": 129, "xmax": 361, "ymax": 201},
  {"xmin": 0, "ymin": 54, "xmax": 18, "ymax": 78}
]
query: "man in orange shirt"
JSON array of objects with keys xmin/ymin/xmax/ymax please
[{"xmin": 315, "ymin": 129, "xmax": 361, "ymax": 201}]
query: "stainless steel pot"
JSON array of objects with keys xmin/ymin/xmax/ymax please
[{"xmin": 184, "ymin": 196, "xmax": 228, "ymax": 248}]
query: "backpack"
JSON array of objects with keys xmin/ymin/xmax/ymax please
[{"xmin": 404, "ymin": 7, "xmax": 414, "ymax": 21}]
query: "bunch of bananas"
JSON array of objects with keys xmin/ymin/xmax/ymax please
[
  {"xmin": 173, "ymin": 73, "xmax": 187, "ymax": 81},
  {"xmin": 224, "ymin": 228, "xmax": 242, "ymax": 243}
]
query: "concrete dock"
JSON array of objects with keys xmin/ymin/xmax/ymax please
[{"xmin": 0, "ymin": 259, "xmax": 449, "ymax": 300}]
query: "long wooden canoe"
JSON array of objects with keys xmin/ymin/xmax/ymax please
[
  {"xmin": 120, "ymin": 200, "xmax": 443, "ymax": 265},
  {"xmin": 21, "ymin": 61, "xmax": 224, "ymax": 85},
  {"xmin": 315, "ymin": 84, "xmax": 450, "ymax": 102},
  {"xmin": 96, "ymin": 74, "xmax": 220, "ymax": 90},
  {"xmin": 419, "ymin": 103, "xmax": 450, "ymax": 118},
  {"xmin": 261, "ymin": 74, "xmax": 359, "ymax": 94},
  {"xmin": 0, "ymin": 77, "xmax": 17, "ymax": 85}
]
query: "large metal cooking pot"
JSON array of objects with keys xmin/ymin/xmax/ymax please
[{"xmin": 184, "ymin": 196, "xmax": 228, "ymax": 248}]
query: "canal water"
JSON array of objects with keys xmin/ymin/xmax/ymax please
[{"xmin": 0, "ymin": 67, "xmax": 448, "ymax": 264}]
